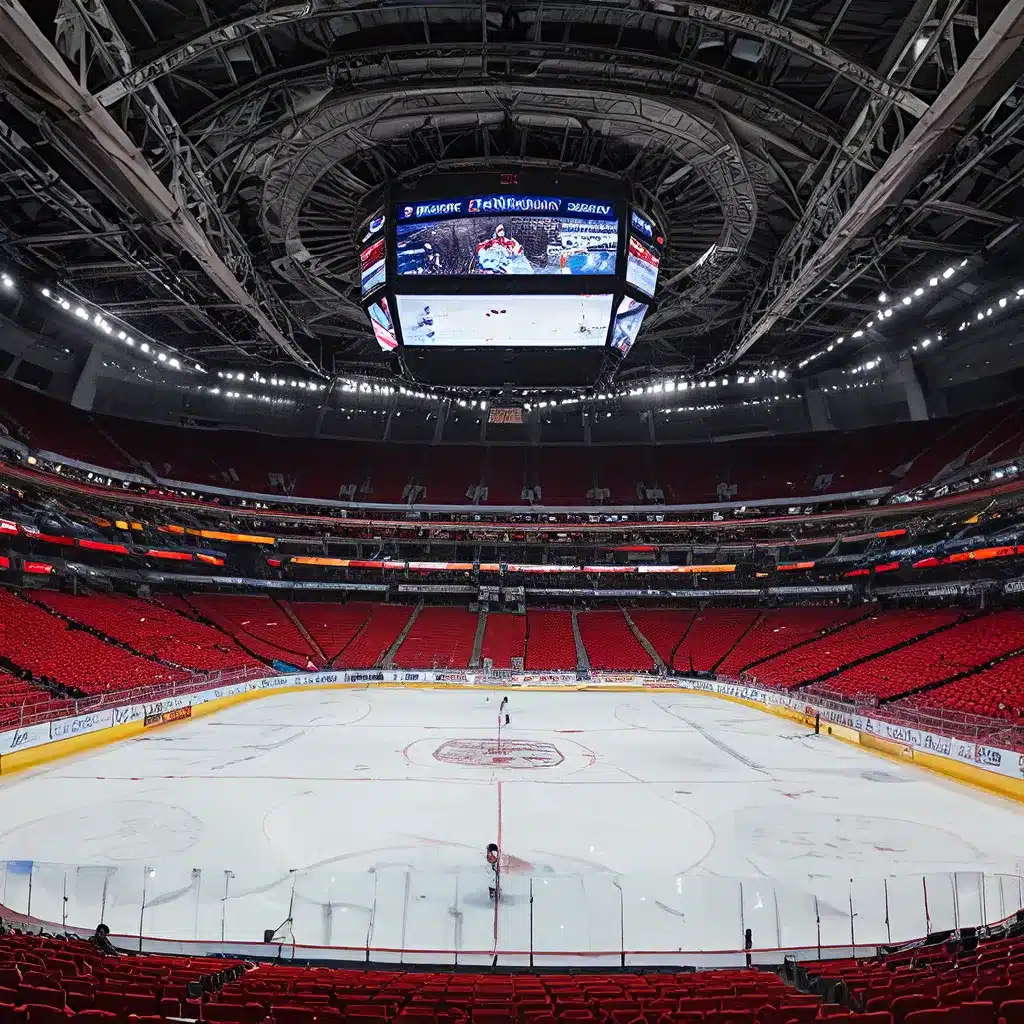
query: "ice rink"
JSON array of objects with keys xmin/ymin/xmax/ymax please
[
  {"xmin": 1, "ymin": 689, "xmax": 1022, "ymax": 959},
  {"xmin": 396, "ymin": 294, "xmax": 612, "ymax": 347}
]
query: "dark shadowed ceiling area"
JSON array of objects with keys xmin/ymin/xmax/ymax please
[{"xmin": 0, "ymin": 0, "xmax": 1023, "ymax": 384}]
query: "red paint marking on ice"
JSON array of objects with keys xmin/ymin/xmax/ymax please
[
  {"xmin": 493, "ymin": 778, "xmax": 503, "ymax": 951},
  {"xmin": 557, "ymin": 729, "xmax": 583, "ymax": 733}
]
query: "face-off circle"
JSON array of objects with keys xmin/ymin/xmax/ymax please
[{"xmin": 433, "ymin": 738, "xmax": 564, "ymax": 768}]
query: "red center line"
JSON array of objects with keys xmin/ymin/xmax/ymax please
[{"xmin": 493, "ymin": 776, "xmax": 503, "ymax": 952}]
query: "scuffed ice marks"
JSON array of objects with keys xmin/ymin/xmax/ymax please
[
  {"xmin": 740, "ymin": 808, "xmax": 985, "ymax": 868},
  {"xmin": 0, "ymin": 799, "xmax": 203, "ymax": 862}
]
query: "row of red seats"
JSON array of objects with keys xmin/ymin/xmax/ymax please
[
  {"xmin": 671, "ymin": 611, "xmax": 760, "ymax": 674},
  {"xmin": 0, "ymin": 933, "xmax": 837, "ymax": 1024},
  {"xmin": 524, "ymin": 611, "xmax": 578, "ymax": 671},
  {"xmin": 809, "ymin": 612, "xmax": 1024, "ymax": 702},
  {"xmin": 577, "ymin": 611, "xmax": 653, "ymax": 672},
  {"xmin": 0, "ymin": 672, "xmax": 70, "ymax": 728},
  {"xmin": 3, "ymin": 594, "xmax": 1023, "ymax": 723},
  {"xmin": 99, "ymin": 406, "xmax": 1024, "ymax": 504},
  {"xmin": 716, "ymin": 609, "xmax": 865, "ymax": 678},
  {"xmin": 748, "ymin": 612, "xmax": 963, "ymax": 690},
  {"xmin": 188, "ymin": 596, "xmax": 321, "ymax": 667},
  {"xmin": 209, "ymin": 963, "xmax": 824, "ymax": 1024},
  {"xmin": 480, "ymin": 613, "xmax": 528, "ymax": 669},
  {"xmin": 392, "ymin": 607, "xmax": 478, "ymax": 669},
  {"xmin": 37, "ymin": 594, "xmax": 257, "ymax": 674},
  {"xmin": 899, "ymin": 657, "xmax": 1024, "ymax": 720},
  {"xmin": 799, "ymin": 922, "xmax": 1024, "ymax": 1024},
  {"xmin": 333, "ymin": 605, "xmax": 416, "ymax": 669},
  {"xmin": 627, "ymin": 611, "xmax": 695, "ymax": 666},
  {"xmin": 290, "ymin": 604, "xmax": 376, "ymax": 662},
  {"xmin": 6, "ymin": 378, "xmax": 1023, "ymax": 506},
  {"xmin": 0, "ymin": 590, "xmax": 187, "ymax": 695},
  {"xmin": 0, "ymin": 932, "xmax": 243, "ymax": 1024}
]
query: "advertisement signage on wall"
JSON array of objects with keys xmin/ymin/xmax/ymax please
[{"xmin": 1, "ymin": 670, "xmax": 1021, "ymax": 791}]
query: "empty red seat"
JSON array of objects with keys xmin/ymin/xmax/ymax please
[
  {"xmin": 999, "ymin": 1000, "xmax": 1024, "ymax": 1024},
  {"xmin": 706, "ymin": 1010, "xmax": 755, "ymax": 1024},
  {"xmin": 206, "ymin": 1006, "xmax": 250, "ymax": 1024},
  {"xmin": 979, "ymin": 991, "xmax": 1024, "ymax": 1012},
  {"xmin": 955, "ymin": 1004, "xmax": 996, "ymax": 1024},
  {"xmin": 779, "ymin": 1008, "xmax": 819, "ymax": 1024},
  {"xmin": 18, "ymin": 991, "xmax": 65, "ymax": 1011},
  {"xmin": 0, "ymin": 1005, "xmax": 30, "ymax": 1024},
  {"xmin": 905, "ymin": 1010, "xmax": 955, "ymax": 1024},
  {"xmin": 71, "ymin": 1014, "xmax": 117, "ymax": 1024},
  {"xmin": 24, "ymin": 1008, "xmax": 70, "ymax": 1024}
]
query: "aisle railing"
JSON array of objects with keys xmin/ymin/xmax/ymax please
[
  {"xmin": 4, "ymin": 663, "xmax": 1023, "ymax": 754},
  {"xmin": 2, "ymin": 665, "xmax": 267, "ymax": 729}
]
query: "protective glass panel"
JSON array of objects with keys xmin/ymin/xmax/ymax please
[{"xmin": 4, "ymin": 860, "xmax": 1022, "ymax": 963}]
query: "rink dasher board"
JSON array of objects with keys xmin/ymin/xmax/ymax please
[
  {"xmin": 0, "ymin": 901, "xmax": 882, "ymax": 967},
  {"xmin": 0, "ymin": 670, "xmax": 1021, "ymax": 796}
]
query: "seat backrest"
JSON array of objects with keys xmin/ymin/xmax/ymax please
[
  {"xmin": 0, "ymin": 1004, "xmax": 30, "ymax": 1024},
  {"xmin": 72, "ymin": 1013, "xmax": 118, "ymax": 1024},
  {"xmin": 954, "ymin": 1002, "xmax": 996, "ymax": 1024},
  {"xmin": 997, "ymin": 999, "xmax": 1024, "ymax": 1024},
  {"xmin": 24, "ymin": 1006, "xmax": 71, "ymax": 1024},
  {"xmin": 268, "ymin": 1008, "xmax": 316, "ymax": 1024},
  {"xmin": 18, "ymin": 989, "xmax": 65, "ymax": 1010},
  {"xmin": 205, "ymin": 1004, "xmax": 248, "ymax": 1023},
  {"xmin": 0, "ymin": 970, "xmax": 22, "ymax": 989},
  {"xmin": 779, "ymin": 1007, "xmax": 820, "ymax": 1024},
  {"xmin": 980, "ymin": 991, "xmax": 1024, "ymax": 1012},
  {"xmin": 708, "ymin": 1010, "xmax": 755, "ymax": 1024},
  {"xmin": 22, "ymin": 974, "xmax": 58, "ymax": 990},
  {"xmin": 847, "ymin": 1012, "xmax": 893, "ymax": 1024},
  {"xmin": 904, "ymin": 1009, "xmax": 952, "ymax": 1024},
  {"xmin": 891, "ymin": 996, "xmax": 939, "ymax": 1024}
]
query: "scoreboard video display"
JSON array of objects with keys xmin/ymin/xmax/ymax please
[
  {"xmin": 396, "ymin": 294, "xmax": 615, "ymax": 348},
  {"xmin": 395, "ymin": 194, "xmax": 618, "ymax": 277},
  {"xmin": 360, "ymin": 172, "xmax": 664, "ymax": 382}
]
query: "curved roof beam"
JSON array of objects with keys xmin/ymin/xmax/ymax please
[
  {"xmin": 0, "ymin": 0, "xmax": 320, "ymax": 372},
  {"xmin": 729, "ymin": 0, "xmax": 1024, "ymax": 365},
  {"xmin": 94, "ymin": 0, "xmax": 929, "ymax": 118},
  {"xmin": 180, "ymin": 42, "xmax": 841, "ymax": 159},
  {"xmin": 249, "ymin": 84, "xmax": 757, "ymax": 318}
]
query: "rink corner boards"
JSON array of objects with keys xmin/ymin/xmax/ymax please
[
  {"xmin": 1, "ymin": 676, "xmax": 1022, "ymax": 804},
  {"xmin": 0, "ymin": 680, "xmax": 343, "ymax": 777},
  {"xmin": 664, "ymin": 682, "xmax": 1024, "ymax": 804}
]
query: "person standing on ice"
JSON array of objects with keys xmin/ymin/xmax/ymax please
[
  {"xmin": 499, "ymin": 695, "xmax": 510, "ymax": 726},
  {"xmin": 486, "ymin": 843, "xmax": 500, "ymax": 900}
]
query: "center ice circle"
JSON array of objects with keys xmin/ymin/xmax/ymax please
[{"xmin": 432, "ymin": 738, "xmax": 564, "ymax": 768}]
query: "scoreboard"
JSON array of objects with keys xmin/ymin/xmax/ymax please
[{"xmin": 359, "ymin": 170, "xmax": 664, "ymax": 387}]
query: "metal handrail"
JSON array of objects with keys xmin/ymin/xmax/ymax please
[
  {"xmin": 722, "ymin": 671, "xmax": 1024, "ymax": 750},
  {"xmin": 3, "ymin": 665, "xmax": 268, "ymax": 730},
  {"xmin": 5, "ymin": 663, "xmax": 1023, "ymax": 755},
  {"xmin": 807, "ymin": 686, "xmax": 1024, "ymax": 748}
]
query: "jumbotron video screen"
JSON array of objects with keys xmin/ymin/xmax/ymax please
[
  {"xmin": 395, "ymin": 195, "xmax": 618, "ymax": 277},
  {"xmin": 360, "ymin": 172, "xmax": 662, "ymax": 385},
  {"xmin": 396, "ymin": 294, "xmax": 615, "ymax": 348}
]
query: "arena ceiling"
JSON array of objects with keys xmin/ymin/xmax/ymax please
[{"xmin": 0, "ymin": 0, "xmax": 1023, "ymax": 382}]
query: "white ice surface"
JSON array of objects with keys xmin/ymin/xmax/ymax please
[
  {"xmin": 0, "ymin": 690, "xmax": 1022, "ymax": 958},
  {"xmin": 396, "ymin": 294, "xmax": 612, "ymax": 347}
]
